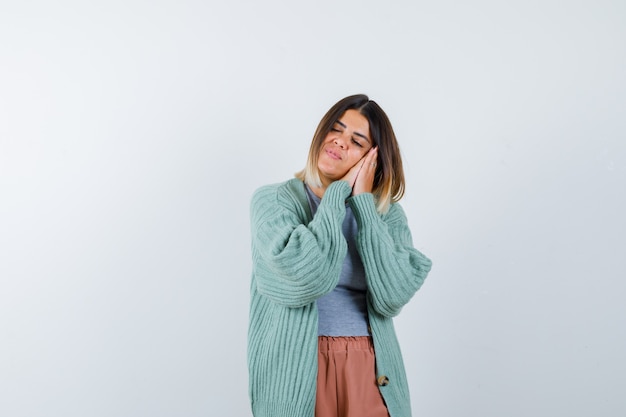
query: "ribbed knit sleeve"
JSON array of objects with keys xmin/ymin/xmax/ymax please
[
  {"xmin": 250, "ymin": 180, "xmax": 352, "ymax": 307},
  {"xmin": 348, "ymin": 193, "xmax": 432, "ymax": 318}
]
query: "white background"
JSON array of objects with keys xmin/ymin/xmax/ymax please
[{"xmin": 1, "ymin": 1, "xmax": 624, "ymax": 416}]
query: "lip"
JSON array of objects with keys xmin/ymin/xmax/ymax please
[{"xmin": 325, "ymin": 147, "xmax": 342, "ymax": 160}]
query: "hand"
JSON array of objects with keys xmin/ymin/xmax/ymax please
[
  {"xmin": 352, "ymin": 147, "xmax": 378, "ymax": 196},
  {"xmin": 339, "ymin": 156, "xmax": 366, "ymax": 188}
]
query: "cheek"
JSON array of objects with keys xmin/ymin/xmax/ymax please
[
  {"xmin": 319, "ymin": 138, "xmax": 332, "ymax": 153},
  {"xmin": 349, "ymin": 149, "xmax": 367, "ymax": 163}
]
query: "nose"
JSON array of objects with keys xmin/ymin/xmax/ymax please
[{"xmin": 333, "ymin": 133, "xmax": 348, "ymax": 149}]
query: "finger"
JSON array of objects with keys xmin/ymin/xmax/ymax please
[
  {"xmin": 357, "ymin": 156, "xmax": 367, "ymax": 172},
  {"xmin": 366, "ymin": 147, "xmax": 378, "ymax": 170},
  {"xmin": 343, "ymin": 157, "xmax": 366, "ymax": 186}
]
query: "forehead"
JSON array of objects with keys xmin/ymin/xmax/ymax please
[{"xmin": 337, "ymin": 109, "xmax": 370, "ymax": 134}]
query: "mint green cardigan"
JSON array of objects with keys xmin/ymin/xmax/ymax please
[{"xmin": 248, "ymin": 178, "xmax": 432, "ymax": 417}]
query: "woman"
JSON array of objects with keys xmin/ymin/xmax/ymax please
[{"xmin": 248, "ymin": 94, "xmax": 432, "ymax": 417}]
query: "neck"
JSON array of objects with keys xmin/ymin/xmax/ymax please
[{"xmin": 308, "ymin": 183, "xmax": 326, "ymax": 199}]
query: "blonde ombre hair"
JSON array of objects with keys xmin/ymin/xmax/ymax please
[{"xmin": 295, "ymin": 94, "xmax": 405, "ymax": 214}]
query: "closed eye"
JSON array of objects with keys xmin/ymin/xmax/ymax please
[{"xmin": 351, "ymin": 138, "xmax": 363, "ymax": 147}]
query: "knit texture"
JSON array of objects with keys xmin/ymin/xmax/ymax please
[{"xmin": 248, "ymin": 178, "xmax": 432, "ymax": 417}]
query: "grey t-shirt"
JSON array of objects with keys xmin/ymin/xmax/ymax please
[{"xmin": 305, "ymin": 184, "xmax": 370, "ymax": 336}]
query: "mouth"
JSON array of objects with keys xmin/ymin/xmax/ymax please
[{"xmin": 325, "ymin": 147, "xmax": 341, "ymax": 160}]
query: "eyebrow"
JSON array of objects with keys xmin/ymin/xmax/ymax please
[{"xmin": 335, "ymin": 120, "xmax": 371, "ymax": 144}]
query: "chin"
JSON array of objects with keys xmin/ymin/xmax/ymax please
[{"xmin": 318, "ymin": 168, "xmax": 344, "ymax": 184}]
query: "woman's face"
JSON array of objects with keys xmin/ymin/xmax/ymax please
[{"xmin": 317, "ymin": 109, "xmax": 372, "ymax": 187}]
